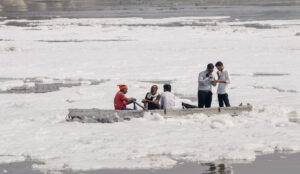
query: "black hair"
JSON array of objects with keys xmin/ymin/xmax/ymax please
[
  {"xmin": 152, "ymin": 85, "xmax": 158, "ymax": 89},
  {"xmin": 163, "ymin": 84, "xmax": 171, "ymax": 92},
  {"xmin": 215, "ymin": 61, "xmax": 223, "ymax": 67},
  {"xmin": 207, "ymin": 63, "xmax": 214, "ymax": 69}
]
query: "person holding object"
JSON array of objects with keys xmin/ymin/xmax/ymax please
[
  {"xmin": 114, "ymin": 85, "xmax": 136, "ymax": 110},
  {"xmin": 142, "ymin": 85, "xmax": 161, "ymax": 110},
  {"xmin": 160, "ymin": 84, "xmax": 175, "ymax": 109},
  {"xmin": 215, "ymin": 61, "xmax": 231, "ymax": 107},
  {"xmin": 198, "ymin": 63, "xmax": 216, "ymax": 108}
]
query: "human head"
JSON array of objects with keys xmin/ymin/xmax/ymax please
[
  {"xmin": 215, "ymin": 61, "xmax": 224, "ymax": 71},
  {"xmin": 151, "ymin": 85, "xmax": 158, "ymax": 95},
  {"xmin": 118, "ymin": 85, "xmax": 128, "ymax": 94},
  {"xmin": 206, "ymin": 63, "xmax": 214, "ymax": 74},
  {"xmin": 163, "ymin": 84, "xmax": 171, "ymax": 92}
]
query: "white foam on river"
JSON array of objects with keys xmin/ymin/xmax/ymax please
[{"xmin": 0, "ymin": 17, "xmax": 300, "ymax": 171}]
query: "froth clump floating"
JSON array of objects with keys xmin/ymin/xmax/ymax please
[{"xmin": 5, "ymin": 47, "xmax": 22, "ymax": 52}]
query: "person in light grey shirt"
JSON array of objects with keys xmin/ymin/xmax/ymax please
[
  {"xmin": 160, "ymin": 84, "xmax": 175, "ymax": 109},
  {"xmin": 198, "ymin": 63, "xmax": 216, "ymax": 108},
  {"xmin": 215, "ymin": 61, "xmax": 231, "ymax": 107}
]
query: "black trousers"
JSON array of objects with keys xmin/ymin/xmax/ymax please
[
  {"xmin": 218, "ymin": 93, "xmax": 230, "ymax": 107},
  {"xmin": 198, "ymin": 90, "xmax": 213, "ymax": 108}
]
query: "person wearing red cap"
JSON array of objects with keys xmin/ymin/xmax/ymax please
[{"xmin": 114, "ymin": 85, "xmax": 136, "ymax": 110}]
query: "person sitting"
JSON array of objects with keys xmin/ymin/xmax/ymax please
[
  {"xmin": 142, "ymin": 85, "xmax": 161, "ymax": 110},
  {"xmin": 114, "ymin": 85, "xmax": 136, "ymax": 110},
  {"xmin": 160, "ymin": 84, "xmax": 175, "ymax": 110}
]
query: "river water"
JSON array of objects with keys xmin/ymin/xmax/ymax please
[{"xmin": 1, "ymin": 0, "xmax": 300, "ymax": 20}]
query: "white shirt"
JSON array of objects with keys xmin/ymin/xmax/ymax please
[
  {"xmin": 217, "ymin": 69, "xmax": 230, "ymax": 94},
  {"xmin": 160, "ymin": 91, "xmax": 175, "ymax": 109}
]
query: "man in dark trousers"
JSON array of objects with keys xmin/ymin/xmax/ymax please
[
  {"xmin": 215, "ymin": 61, "xmax": 231, "ymax": 107},
  {"xmin": 198, "ymin": 63, "xmax": 216, "ymax": 108}
]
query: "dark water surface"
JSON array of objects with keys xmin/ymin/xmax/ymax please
[
  {"xmin": 0, "ymin": 0, "xmax": 300, "ymax": 20},
  {"xmin": 1, "ymin": 152, "xmax": 300, "ymax": 174}
]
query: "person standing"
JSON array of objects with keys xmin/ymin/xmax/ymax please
[
  {"xmin": 215, "ymin": 61, "xmax": 231, "ymax": 107},
  {"xmin": 142, "ymin": 85, "xmax": 161, "ymax": 110},
  {"xmin": 160, "ymin": 84, "xmax": 175, "ymax": 109},
  {"xmin": 198, "ymin": 63, "xmax": 216, "ymax": 108}
]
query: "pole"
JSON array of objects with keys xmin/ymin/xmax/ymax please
[{"xmin": 133, "ymin": 101, "xmax": 146, "ymax": 110}]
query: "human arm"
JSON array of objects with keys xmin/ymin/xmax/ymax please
[
  {"xmin": 143, "ymin": 92, "xmax": 160, "ymax": 104},
  {"xmin": 225, "ymin": 70, "xmax": 231, "ymax": 84},
  {"xmin": 153, "ymin": 95, "xmax": 161, "ymax": 105},
  {"xmin": 216, "ymin": 80, "xmax": 226, "ymax": 83},
  {"xmin": 210, "ymin": 75, "xmax": 217, "ymax": 86},
  {"xmin": 144, "ymin": 95, "xmax": 160, "ymax": 104},
  {"xmin": 198, "ymin": 72, "xmax": 211, "ymax": 86},
  {"xmin": 216, "ymin": 71, "xmax": 230, "ymax": 84},
  {"xmin": 142, "ymin": 100, "xmax": 148, "ymax": 108},
  {"xmin": 124, "ymin": 97, "xmax": 136, "ymax": 105},
  {"xmin": 142, "ymin": 93, "xmax": 150, "ymax": 108}
]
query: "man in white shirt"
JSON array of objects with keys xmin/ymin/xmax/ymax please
[
  {"xmin": 160, "ymin": 84, "xmax": 175, "ymax": 110},
  {"xmin": 215, "ymin": 61, "xmax": 231, "ymax": 107}
]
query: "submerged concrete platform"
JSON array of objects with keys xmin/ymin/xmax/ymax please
[{"xmin": 67, "ymin": 106, "xmax": 252, "ymax": 123}]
